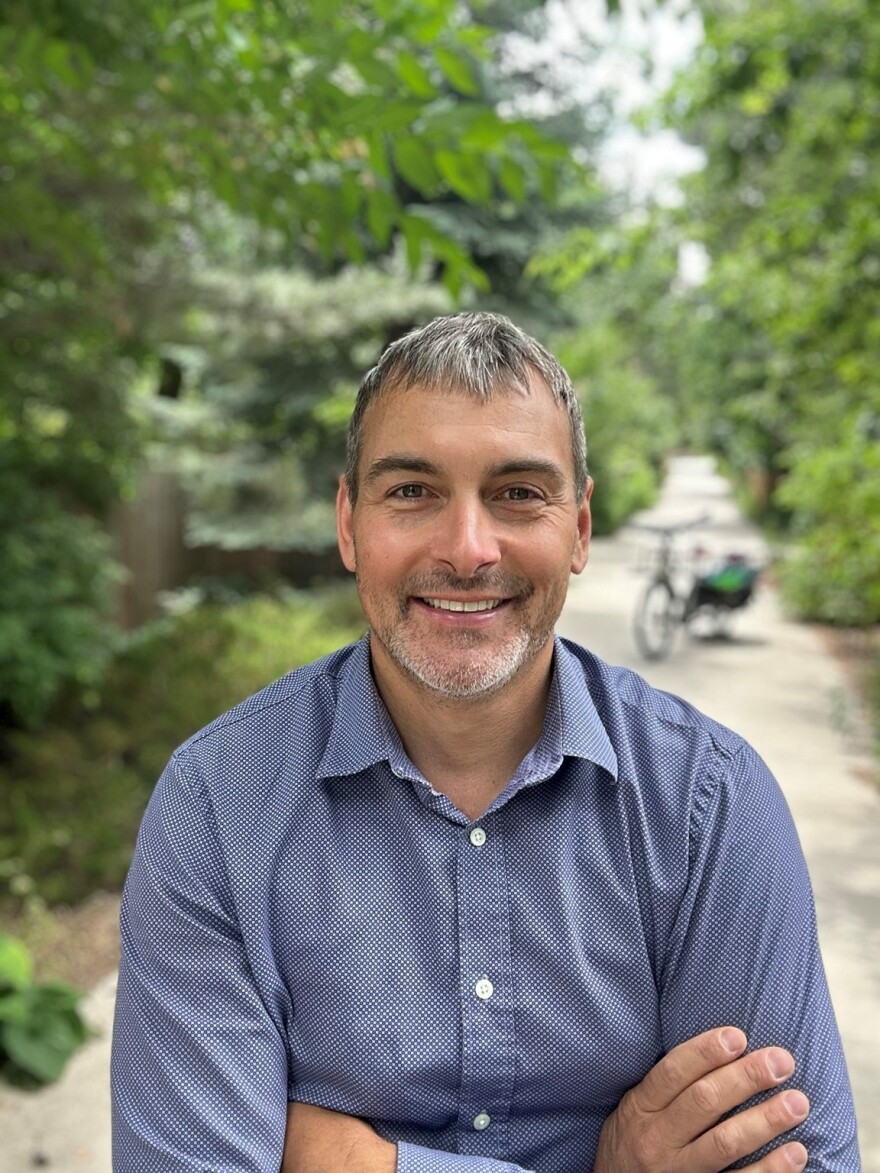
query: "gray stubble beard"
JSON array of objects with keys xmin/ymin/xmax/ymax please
[{"xmin": 380, "ymin": 623, "xmax": 539, "ymax": 700}]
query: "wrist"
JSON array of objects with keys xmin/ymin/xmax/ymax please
[{"xmin": 354, "ymin": 1132, "xmax": 396, "ymax": 1173}]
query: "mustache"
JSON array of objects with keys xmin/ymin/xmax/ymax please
[{"xmin": 402, "ymin": 571, "xmax": 532, "ymax": 599}]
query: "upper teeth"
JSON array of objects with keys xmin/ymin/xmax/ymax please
[{"xmin": 425, "ymin": 598, "xmax": 501, "ymax": 612}]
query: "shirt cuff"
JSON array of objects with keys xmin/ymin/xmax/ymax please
[{"xmin": 396, "ymin": 1142, "xmax": 533, "ymax": 1173}]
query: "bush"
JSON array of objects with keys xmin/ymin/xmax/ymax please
[
  {"xmin": 0, "ymin": 492, "xmax": 120, "ymax": 729},
  {"xmin": 776, "ymin": 428, "xmax": 880, "ymax": 626},
  {"xmin": 0, "ymin": 586, "xmax": 366, "ymax": 908},
  {"xmin": 0, "ymin": 934, "xmax": 88, "ymax": 1086}
]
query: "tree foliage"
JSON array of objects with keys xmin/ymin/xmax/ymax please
[
  {"xmin": 148, "ymin": 1, "xmax": 615, "ymax": 559},
  {"xmin": 660, "ymin": 0, "xmax": 880, "ymax": 623},
  {"xmin": 0, "ymin": 0, "xmax": 577, "ymax": 724},
  {"xmin": 155, "ymin": 257, "xmax": 454, "ymax": 553}
]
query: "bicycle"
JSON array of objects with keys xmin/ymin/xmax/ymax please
[{"xmin": 631, "ymin": 516, "xmax": 760, "ymax": 661}]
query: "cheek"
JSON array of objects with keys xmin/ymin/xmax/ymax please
[
  {"xmin": 354, "ymin": 544, "xmax": 409, "ymax": 596},
  {"xmin": 519, "ymin": 533, "xmax": 580, "ymax": 577}
]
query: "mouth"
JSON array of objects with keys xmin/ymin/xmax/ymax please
[{"xmin": 421, "ymin": 597, "xmax": 505, "ymax": 613}]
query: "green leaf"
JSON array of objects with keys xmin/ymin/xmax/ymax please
[
  {"xmin": 0, "ymin": 992, "xmax": 32, "ymax": 1024},
  {"xmin": 3, "ymin": 1017, "xmax": 76, "ymax": 1083},
  {"xmin": 401, "ymin": 212, "xmax": 490, "ymax": 294},
  {"xmin": 0, "ymin": 984, "xmax": 87, "ymax": 1084},
  {"xmin": 396, "ymin": 52, "xmax": 437, "ymax": 99},
  {"xmin": 498, "ymin": 157, "xmax": 527, "ymax": 202},
  {"xmin": 402, "ymin": 215, "xmax": 426, "ymax": 271},
  {"xmin": 434, "ymin": 150, "xmax": 492, "ymax": 203},
  {"xmin": 458, "ymin": 112, "xmax": 508, "ymax": 150},
  {"xmin": 537, "ymin": 161, "xmax": 559, "ymax": 205},
  {"xmin": 340, "ymin": 229, "xmax": 366, "ymax": 265},
  {"xmin": 0, "ymin": 936, "xmax": 33, "ymax": 991},
  {"xmin": 434, "ymin": 47, "xmax": 479, "ymax": 96},
  {"xmin": 367, "ymin": 133, "xmax": 391, "ymax": 181},
  {"xmin": 340, "ymin": 172, "xmax": 361, "ymax": 219},
  {"xmin": 351, "ymin": 54, "xmax": 400, "ymax": 91},
  {"xmin": 366, "ymin": 188, "xmax": 399, "ymax": 248},
  {"xmin": 393, "ymin": 138, "xmax": 441, "ymax": 195}
]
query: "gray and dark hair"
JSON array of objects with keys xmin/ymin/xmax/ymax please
[{"xmin": 344, "ymin": 312, "xmax": 588, "ymax": 502}]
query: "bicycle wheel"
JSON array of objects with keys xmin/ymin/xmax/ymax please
[{"xmin": 634, "ymin": 580, "xmax": 677, "ymax": 660}]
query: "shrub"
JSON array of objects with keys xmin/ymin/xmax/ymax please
[
  {"xmin": 0, "ymin": 494, "xmax": 120, "ymax": 729},
  {"xmin": 776, "ymin": 429, "xmax": 880, "ymax": 626},
  {"xmin": 0, "ymin": 934, "xmax": 88, "ymax": 1086},
  {"xmin": 0, "ymin": 586, "xmax": 365, "ymax": 908}
]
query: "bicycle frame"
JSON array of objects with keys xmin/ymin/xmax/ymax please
[{"xmin": 630, "ymin": 516, "xmax": 759, "ymax": 661}]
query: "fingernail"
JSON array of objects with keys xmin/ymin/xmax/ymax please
[
  {"xmin": 784, "ymin": 1091, "xmax": 810, "ymax": 1120},
  {"xmin": 720, "ymin": 1028, "xmax": 744, "ymax": 1053},
  {"xmin": 786, "ymin": 1142, "xmax": 808, "ymax": 1168},
  {"xmin": 768, "ymin": 1049, "xmax": 794, "ymax": 1080}
]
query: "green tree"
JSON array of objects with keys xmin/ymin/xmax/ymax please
[
  {"xmin": 149, "ymin": 0, "xmax": 616, "ymax": 559},
  {"xmin": 0, "ymin": 0, "xmax": 575, "ymax": 725},
  {"xmin": 662, "ymin": 0, "xmax": 880, "ymax": 622}
]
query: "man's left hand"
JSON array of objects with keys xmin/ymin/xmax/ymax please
[{"xmin": 282, "ymin": 1102, "xmax": 397, "ymax": 1173}]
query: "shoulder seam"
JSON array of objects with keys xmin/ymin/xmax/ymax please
[{"xmin": 177, "ymin": 651, "xmax": 352, "ymax": 753}]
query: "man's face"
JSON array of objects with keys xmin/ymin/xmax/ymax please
[{"xmin": 337, "ymin": 377, "xmax": 592, "ymax": 701}]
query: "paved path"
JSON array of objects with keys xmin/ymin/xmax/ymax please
[{"xmin": 2, "ymin": 455, "xmax": 877, "ymax": 1171}]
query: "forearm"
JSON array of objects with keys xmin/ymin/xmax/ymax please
[{"xmin": 282, "ymin": 1105, "xmax": 532, "ymax": 1173}]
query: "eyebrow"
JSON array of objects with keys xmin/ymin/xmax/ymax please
[
  {"xmin": 486, "ymin": 459, "xmax": 568, "ymax": 488},
  {"xmin": 362, "ymin": 455, "xmax": 442, "ymax": 485},
  {"xmin": 362, "ymin": 454, "xmax": 569, "ymax": 490}
]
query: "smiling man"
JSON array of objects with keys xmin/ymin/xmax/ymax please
[{"xmin": 112, "ymin": 314, "xmax": 859, "ymax": 1172}]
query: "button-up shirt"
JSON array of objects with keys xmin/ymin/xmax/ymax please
[{"xmin": 111, "ymin": 636, "xmax": 859, "ymax": 1171}]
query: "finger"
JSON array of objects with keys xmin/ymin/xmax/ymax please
[
  {"xmin": 663, "ymin": 1046, "xmax": 797, "ymax": 1148},
  {"xmin": 633, "ymin": 1027, "xmax": 747, "ymax": 1113},
  {"xmin": 685, "ymin": 1088, "xmax": 810, "ymax": 1173},
  {"xmin": 745, "ymin": 1142, "xmax": 809, "ymax": 1173}
]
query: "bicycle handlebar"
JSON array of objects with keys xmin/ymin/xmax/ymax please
[{"xmin": 627, "ymin": 514, "xmax": 711, "ymax": 536}]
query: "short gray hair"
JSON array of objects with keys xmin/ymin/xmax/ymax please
[{"xmin": 345, "ymin": 312, "xmax": 588, "ymax": 502}]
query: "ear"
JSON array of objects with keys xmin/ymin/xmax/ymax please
[
  {"xmin": 570, "ymin": 477, "xmax": 593, "ymax": 575},
  {"xmin": 336, "ymin": 475, "xmax": 357, "ymax": 572}
]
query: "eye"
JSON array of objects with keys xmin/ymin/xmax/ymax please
[
  {"xmin": 499, "ymin": 486, "xmax": 542, "ymax": 502},
  {"xmin": 390, "ymin": 483, "xmax": 427, "ymax": 500}
]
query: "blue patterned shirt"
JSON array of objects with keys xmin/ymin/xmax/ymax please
[{"xmin": 111, "ymin": 636, "xmax": 859, "ymax": 1171}]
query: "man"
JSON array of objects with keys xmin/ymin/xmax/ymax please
[{"xmin": 112, "ymin": 313, "xmax": 859, "ymax": 1171}]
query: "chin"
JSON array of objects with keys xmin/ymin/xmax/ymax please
[{"xmin": 394, "ymin": 635, "xmax": 538, "ymax": 699}]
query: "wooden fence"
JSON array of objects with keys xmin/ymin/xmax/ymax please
[{"xmin": 112, "ymin": 470, "xmax": 345, "ymax": 629}]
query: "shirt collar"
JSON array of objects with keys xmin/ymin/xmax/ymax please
[{"xmin": 316, "ymin": 635, "xmax": 618, "ymax": 784}]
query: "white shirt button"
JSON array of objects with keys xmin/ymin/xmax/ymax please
[
  {"xmin": 469, "ymin": 827, "xmax": 486, "ymax": 847},
  {"xmin": 475, "ymin": 977, "xmax": 494, "ymax": 1000},
  {"xmin": 473, "ymin": 1112, "xmax": 491, "ymax": 1131}
]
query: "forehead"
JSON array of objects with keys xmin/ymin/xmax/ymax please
[{"xmin": 358, "ymin": 378, "xmax": 571, "ymax": 464}]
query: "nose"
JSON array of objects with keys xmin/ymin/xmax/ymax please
[{"xmin": 433, "ymin": 496, "xmax": 502, "ymax": 578}]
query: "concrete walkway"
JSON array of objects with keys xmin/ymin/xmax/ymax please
[{"xmin": 2, "ymin": 455, "xmax": 877, "ymax": 1171}]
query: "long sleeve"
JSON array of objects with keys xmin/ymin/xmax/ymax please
[
  {"xmin": 396, "ymin": 1144, "xmax": 532, "ymax": 1172},
  {"xmin": 111, "ymin": 750, "xmax": 289, "ymax": 1172},
  {"xmin": 659, "ymin": 743, "xmax": 860, "ymax": 1170}
]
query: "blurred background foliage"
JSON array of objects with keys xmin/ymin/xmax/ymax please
[{"xmin": 1, "ymin": 0, "xmax": 878, "ymax": 917}]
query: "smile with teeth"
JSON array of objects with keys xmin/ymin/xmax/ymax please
[{"xmin": 422, "ymin": 598, "xmax": 504, "ymax": 612}]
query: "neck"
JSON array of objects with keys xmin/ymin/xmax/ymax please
[{"xmin": 370, "ymin": 638, "xmax": 554, "ymax": 819}]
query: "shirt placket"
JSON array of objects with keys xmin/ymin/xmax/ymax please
[{"xmin": 455, "ymin": 817, "xmax": 516, "ymax": 1158}]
